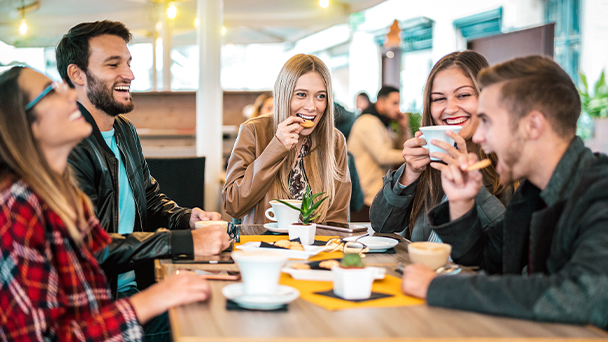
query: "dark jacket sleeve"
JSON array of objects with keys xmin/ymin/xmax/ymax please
[
  {"xmin": 347, "ymin": 152, "xmax": 364, "ymax": 212},
  {"xmin": 369, "ymin": 163, "xmax": 418, "ymax": 233}
]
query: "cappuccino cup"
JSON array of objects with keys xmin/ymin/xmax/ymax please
[
  {"xmin": 231, "ymin": 251, "xmax": 287, "ymax": 295},
  {"xmin": 265, "ymin": 200, "xmax": 302, "ymax": 228},
  {"xmin": 408, "ymin": 242, "xmax": 452, "ymax": 270},
  {"xmin": 419, "ymin": 126, "xmax": 462, "ymax": 161},
  {"xmin": 194, "ymin": 220, "xmax": 228, "ymax": 229}
]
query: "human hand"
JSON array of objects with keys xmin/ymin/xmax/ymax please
[
  {"xmin": 189, "ymin": 207, "xmax": 221, "ymax": 229},
  {"xmin": 130, "ymin": 271, "xmax": 211, "ymax": 324},
  {"xmin": 401, "ymin": 264, "xmax": 437, "ymax": 299},
  {"xmin": 191, "ymin": 224, "xmax": 231, "ymax": 256},
  {"xmin": 276, "ymin": 116, "xmax": 304, "ymax": 149},
  {"xmin": 399, "ymin": 131, "xmax": 430, "ymax": 186}
]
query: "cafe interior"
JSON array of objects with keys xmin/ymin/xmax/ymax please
[{"xmin": 1, "ymin": 0, "xmax": 607, "ymax": 340}]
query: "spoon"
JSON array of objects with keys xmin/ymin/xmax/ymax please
[{"xmin": 342, "ymin": 233, "xmax": 369, "ymax": 242}]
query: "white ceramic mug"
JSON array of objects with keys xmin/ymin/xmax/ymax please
[
  {"xmin": 288, "ymin": 223, "xmax": 316, "ymax": 245},
  {"xmin": 265, "ymin": 200, "xmax": 302, "ymax": 228},
  {"xmin": 407, "ymin": 242, "xmax": 452, "ymax": 270},
  {"xmin": 419, "ymin": 126, "xmax": 462, "ymax": 161},
  {"xmin": 231, "ymin": 251, "xmax": 288, "ymax": 295}
]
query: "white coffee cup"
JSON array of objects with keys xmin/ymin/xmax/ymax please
[
  {"xmin": 265, "ymin": 200, "xmax": 302, "ymax": 228},
  {"xmin": 194, "ymin": 220, "xmax": 228, "ymax": 229},
  {"xmin": 288, "ymin": 223, "xmax": 316, "ymax": 245},
  {"xmin": 419, "ymin": 126, "xmax": 462, "ymax": 161},
  {"xmin": 231, "ymin": 251, "xmax": 288, "ymax": 295},
  {"xmin": 407, "ymin": 242, "xmax": 452, "ymax": 270}
]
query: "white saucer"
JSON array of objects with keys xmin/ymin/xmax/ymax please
[
  {"xmin": 222, "ymin": 283, "xmax": 299, "ymax": 310},
  {"xmin": 236, "ymin": 241, "xmax": 325, "ymax": 260},
  {"xmin": 356, "ymin": 236, "xmax": 399, "ymax": 252},
  {"xmin": 282, "ymin": 266, "xmax": 385, "ymax": 282},
  {"xmin": 263, "ymin": 222, "xmax": 288, "ymax": 233}
]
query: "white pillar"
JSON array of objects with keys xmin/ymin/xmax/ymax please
[
  {"xmin": 196, "ymin": 0, "xmax": 223, "ymax": 212},
  {"xmin": 161, "ymin": 10, "xmax": 172, "ymax": 91}
]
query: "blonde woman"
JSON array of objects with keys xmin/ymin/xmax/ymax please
[
  {"xmin": 223, "ymin": 54, "xmax": 351, "ymax": 224},
  {"xmin": 0, "ymin": 66, "xmax": 211, "ymax": 341}
]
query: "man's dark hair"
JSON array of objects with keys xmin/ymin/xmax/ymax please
[
  {"xmin": 376, "ymin": 85, "xmax": 400, "ymax": 100},
  {"xmin": 56, "ymin": 20, "xmax": 132, "ymax": 87},
  {"xmin": 478, "ymin": 56, "xmax": 580, "ymax": 137}
]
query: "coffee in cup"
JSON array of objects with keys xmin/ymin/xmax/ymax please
[
  {"xmin": 265, "ymin": 200, "xmax": 302, "ymax": 228},
  {"xmin": 231, "ymin": 251, "xmax": 288, "ymax": 295},
  {"xmin": 419, "ymin": 126, "xmax": 462, "ymax": 161},
  {"xmin": 407, "ymin": 242, "xmax": 452, "ymax": 270}
]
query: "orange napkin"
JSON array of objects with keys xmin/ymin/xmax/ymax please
[{"xmin": 279, "ymin": 273, "xmax": 424, "ymax": 310}]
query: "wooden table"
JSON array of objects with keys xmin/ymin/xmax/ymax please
[{"xmin": 156, "ymin": 224, "xmax": 608, "ymax": 342}]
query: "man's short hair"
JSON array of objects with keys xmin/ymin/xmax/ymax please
[
  {"xmin": 478, "ymin": 56, "xmax": 580, "ymax": 136},
  {"xmin": 56, "ymin": 20, "xmax": 132, "ymax": 87},
  {"xmin": 377, "ymin": 85, "xmax": 400, "ymax": 100}
]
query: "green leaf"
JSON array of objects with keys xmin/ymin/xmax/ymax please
[
  {"xmin": 578, "ymin": 71, "xmax": 588, "ymax": 93},
  {"xmin": 309, "ymin": 192, "xmax": 326, "ymax": 202},
  {"xmin": 594, "ymin": 70, "xmax": 606, "ymax": 95},
  {"xmin": 274, "ymin": 199, "xmax": 303, "ymax": 213}
]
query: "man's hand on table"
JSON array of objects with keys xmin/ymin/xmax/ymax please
[
  {"xmin": 192, "ymin": 224, "xmax": 231, "ymax": 256},
  {"xmin": 401, "ymin": 264, "xmax": 438, "ymax": 299},
  {"xmin": 189, "ymin": 207, "xmax": 222, "ymax": 229}
]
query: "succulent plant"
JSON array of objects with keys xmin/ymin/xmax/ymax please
[
  {"xmin": 275, "ymin": 185, "xmax": 328, "ymax": 225},
  {"xmin": 340, "ymin": 253, "xmax": 365, "ymax": 268}
]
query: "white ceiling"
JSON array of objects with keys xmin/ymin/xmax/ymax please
[{"xmin": 0, "ymin": 0, "xmax": 385, "ymax": 47}]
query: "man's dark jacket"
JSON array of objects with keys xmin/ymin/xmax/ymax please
[
  {"xmin": 426, "ymin": 137, "xmax": 608, "ymax": 328},
  {"xmin": 68, "ymin": 103, "xmax": 194, "ymax": 295}
]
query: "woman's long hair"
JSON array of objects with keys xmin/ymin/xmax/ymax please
[
  {"xmin": 0, "ymin": 67, "xmax": 92, "ymax": 244},
  {"xmin": 408, "ymin": 51, "xmax": 506, "ymax": 236},
  {"xmin": 272, "ymin": 54, "xmax": 346, "ymax": 223}
]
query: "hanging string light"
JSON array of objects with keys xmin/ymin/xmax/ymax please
[
  {"xmin": 166, "ymin": 1, "xmax": 177, "ymax": 19},
  {"xmin": 18, "ymin": 0, "xmax": 28, "ymax": 35},
  {"xmin": 319, "ymin": 0, "xmax": 329, "ymax": 9}
]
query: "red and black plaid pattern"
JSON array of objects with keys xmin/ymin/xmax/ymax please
[{"xmin": 0, "ymin": 180, "xmax": 143, "ymax": 341}]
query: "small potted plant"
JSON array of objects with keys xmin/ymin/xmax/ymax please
[
  {"xmin": 275, "ymin": 185, "xmax": 327, "ymax": 245},
  {"xmin": 332, "ymin": 253, "xmax": 375, "ymax": 300}
]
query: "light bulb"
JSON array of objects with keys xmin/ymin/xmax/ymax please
[
  {"xmin": 222, "ymin": 26, "xmax": 226, "ymax": 35},
  {"xmin": 319, "ymin": 0, "xmax": 329, "ymax": 9},
  {"xmin": 166, "ymin": 2, "xmax": 177, "ymax": 19},
  {"xmin": 194, "ymin": 17, "xmax": 199, "ymax": 28},
  {"xmin": 19, "ymin": 18, "xmax": 27, "ymax": 35}
]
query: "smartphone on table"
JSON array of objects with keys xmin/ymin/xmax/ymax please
[
  {"xmin": 193, "ymin": 270, "xmax": 241, "ymax": 280},
  {"xmin": 315, "ymin": 221, "xmax": 368, "ymax": 233},
  {"xmin": 172, "ymin": 253, "xmax": 234, "ymax": 264}
]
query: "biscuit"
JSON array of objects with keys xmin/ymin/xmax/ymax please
[
  {"xmin": 291, "ymin": 263, "xmax": 311, "ymax": 270},
  {"xmin": 274, "ymin": 240, "xmax": 291, "ymax": 248},
  {"xmin": 289, "ymin": 241, "xmax": 305, "ymax": 251},
  {"xmin": 319, "ymin": 260, "xmax": 340, "ymax": 269},
  {"xmin": 301, "ymin": 120, "xmax": 314, "ymax": 128}
]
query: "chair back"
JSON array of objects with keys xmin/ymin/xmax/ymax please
[{"xmin": 146, "ymin": 156, "xmax": 206, "ymax": 208}]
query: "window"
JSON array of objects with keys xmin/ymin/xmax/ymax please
[
  {"xmin": 546, "ymin": 0, "xmax": 581, "ymax": 82},
  {"xmin": 453, "ymin": 8, "xmax": 503, "ymax": 41}
]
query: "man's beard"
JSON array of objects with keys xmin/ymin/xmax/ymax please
[
  {"xmin": 86, "ymin": 71, "xmax": 134, "ymax": 116},
  {"xmin": 498, "ymin": 131, "xmax": 524, "ymax": 186}
]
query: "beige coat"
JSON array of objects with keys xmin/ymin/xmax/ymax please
[
  {"xmin": 223, "ymin": 115, "xmax": 351, "ymax": 224},
  {"xmin": 348, "ymin": 114, "xmax": 405, "ymax": 206}
]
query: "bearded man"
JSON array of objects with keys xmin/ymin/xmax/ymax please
[{"xmin": 57, "ymin": 20, "xmax": 230, "ymax": 342}]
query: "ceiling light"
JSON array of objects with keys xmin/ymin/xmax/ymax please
[
  {"xmin": 194, "ymin": 17, "xmax": 199, "ymax": 28},
  {"xmin": 222, "ymin": 26, "xmax": 226, "ymax": 35},
  {"xmin": 319, "ymin": 0, "xmax": 329, "ymax": 8},
  {"xmin": 166, "ymin": 2, "xmax": 177, "ymax": 19},
  {"xmin": 19, "ymin": 18, "xmax": 28, "ymax": 35}
]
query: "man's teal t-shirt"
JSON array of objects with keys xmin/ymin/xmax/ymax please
[{"xmin": 101, "ymin": 129, "xmax": 137, "ymax": 292}]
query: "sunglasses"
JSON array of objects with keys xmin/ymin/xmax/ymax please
[
  {"xmin": 324, "ymin": 238, "xmax": 369, "ymax": 255},
  {"xmin": 25, "ymin": 81, "xmax": 69, "ymax": 112}
]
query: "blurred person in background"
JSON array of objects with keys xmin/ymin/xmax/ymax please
[
  {"xmin": 370, "ymin": 51, "xmax": 512, "ymax": 242},
  {"xmin": 223, "ymin": 54, "xmax": 351, "ymax": 224},
  {"xmin": 252, "ymin": 92, "xmax": 274, "ymax": 118},
  {"xmin": 0, "ymin": 66, "xmax": 212, "ymax": 341},
  {"xmin": 355, "ymin": 91, "xmax": 371, "ymax": 115},
  {"xmin": 348, "ymin": 86, "xmax": 411, "ymax": 221}
]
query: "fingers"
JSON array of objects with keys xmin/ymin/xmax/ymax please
[
  {"xmin": 276, "ymin": 116, "xmax": 304, "ymax": 149},
  {"xmin": 446, "ymin": 130, "xmax": 468, "ymax": 154},
  {"xmin": 192, "ymin": 226, "xmax": 231, "ymax": 256}
]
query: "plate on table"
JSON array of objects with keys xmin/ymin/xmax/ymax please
[
  {"xmin": 235, "ymin": 241, "xmax": 325, "ymax": 260},
  {"xmin": 222, "ymin": 283, "xmax": 299, "ymax": 310},
  {"xmin": 263, "ymin": 223, "xmax": 288, "ymax": 234},
  {"xmin": 356, "ymin": 236, "xmax": 399, "ymax": 252},
  {"xmin": 282, "ymin": 265, "xmax": 386, "ymax": 282}
]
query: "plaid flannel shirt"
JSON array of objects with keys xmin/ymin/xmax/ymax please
[{"xmin": 0, "ymin": 180, "xmax": 143, "ymax": 341}]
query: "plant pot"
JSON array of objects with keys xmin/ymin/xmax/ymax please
[
  {"xmin": 331, "ymin": 266, "xmax": 375, "ymax": 300},
  {"xmin": 288, "ymin": 223, "xmax": 316, "ymax": 245}
]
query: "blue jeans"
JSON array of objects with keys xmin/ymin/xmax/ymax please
[{"xmin": 118, "ymin": 288, "xmax": 172, "ymax": 342}]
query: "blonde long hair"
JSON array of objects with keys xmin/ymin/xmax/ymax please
[
  {"xmin": 272, "ymin": 54, "xmax": 346, "ymax": 223},
  {"xmin": 0, "ymin": 67, "xmax": 92, "ymax": 244},
  {"xmin": 409, "ymin": 51, "xmax": 507, "ymax": 236}
]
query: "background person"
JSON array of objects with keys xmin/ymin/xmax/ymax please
[
  {"xmin": 56, "ymin": 20, "xmax": 230, "ymax": 341},
  {"xmin": 0, "ymin": 66, "xmax": 212, "ymax": 341},
  {"xmin": 223, "ymin": 54, "xmax": 351, "ymax": 224},
  {"xmin": 401, "ymin": 56, "xmax": 608, "ymax": 328},
  {"xmin": 348, "ymin": 86, "xmax": 411, "ymax": 221},
  {"xmin": 370, "ymin": 51, "xmax": 512, "ymax": 242},
  {"xmin": 355, "ymin": 91, "xmax": 371, "ymax": 115},
  {"xmin": 251, "ymin": 92, "xmax": 274, "ymax": 118}
]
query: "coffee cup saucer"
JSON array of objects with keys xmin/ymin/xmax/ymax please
[
  {"xmin": 263, "ymin": 222, "xmax": 289, "ymax": 233},
  {"xmin": 222, "ymin": 283, "xmax": 299, "ymax": 310}
]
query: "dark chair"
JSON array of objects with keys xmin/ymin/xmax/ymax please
[{"xmin": 146, "ymin": 156, "xmax": 206, "ymax": 208}]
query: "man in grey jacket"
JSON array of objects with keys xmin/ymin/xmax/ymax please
[{"xmin": 401, "ymin": 56, "xmax": 608, "ymax": 328}]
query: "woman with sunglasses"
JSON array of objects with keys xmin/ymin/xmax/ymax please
[{"xmin": 0, "ymin": 66, "xmax": 211, "ymax": 341}]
